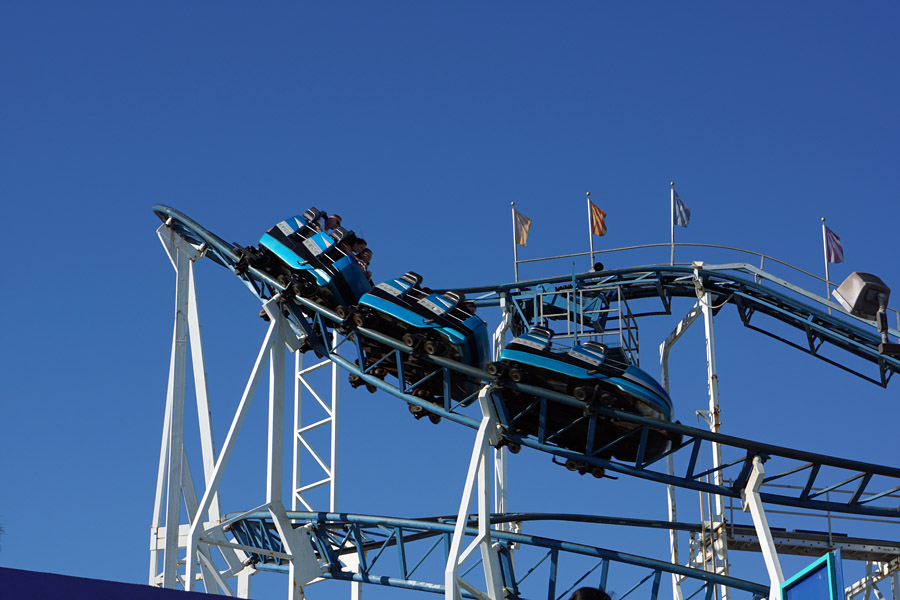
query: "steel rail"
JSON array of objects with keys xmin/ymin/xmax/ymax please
[
  {"xmin": 223, "ymin": 511, "xmax": 768, "ymax": 599},
  {"xmin": 154, "ymin": 208, "xmax": 900, "ymax": 519}
]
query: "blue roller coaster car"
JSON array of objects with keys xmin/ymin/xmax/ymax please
[
  {"xmin": 349, "ymin": 272, "xmax": 490, "ymax": 413},
  {"xmin": 487, "ymin": 326, "xmax": 679, "ymax": 463},
  {"xmin": 244, "ymin": 207, "xmax": 372, "ymax": 309}
]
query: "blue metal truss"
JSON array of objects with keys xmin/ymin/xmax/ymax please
[
  {"xmin": 153, "ymin": 206, "xmax": 900, "ymax": 597},
  {"xmin": 226, "ymin": 512, "xmax": 768, "ymax": 600},
  {"xmin": 153, "ymin": 205, "xmax": 900, "ymax": 519}
]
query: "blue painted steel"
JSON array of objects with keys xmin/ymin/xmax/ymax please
[
  {"xmin": 350, "ymin": 273, "xmax": 490, "ymax": 410},
  {"xmin": 358, "ymin": 275, "xmax": 489, "ymax": 368},
  {"xmin": 257, "ymin": 210, "xmax": 372, "ymax": 308},
  {"xmin": 155, "ymin": 207, "xmax": 900, "ymax": 519},
  {"xmin": 226, "ymin": 512, "xmax": 768, "ymax": 599},
  {"xmin": 492, "ymin": 326, "xmax": 677, "ymax": 463}
]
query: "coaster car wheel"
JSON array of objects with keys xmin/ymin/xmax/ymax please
[
  {"xmin": 508, "ymin": 367, "xmax": 524, "ymax": 383},
  {"xmin": 428, "ymin": 414, "xmax": 442, "ymax": 424},
  {"xmin": 599, "ymin": 393, "xmax": 617, "ymax": 408},
  {"xmin": 485, "ymin": 362, "xmax": 505, "ymax": 377},
  {"xmin": 590, "ymin": 466, "xmax": 605, "ymax": 479},
  {"xmin": 423, "ymin": 339, "xmax": 446, "ymax": 356},
  {"xmin": 294, "ymin": 279, "xmax": 317, "ymax": 298},
  {"xmin": 402, "ymin": 333, "xmax": 420, "ymax": 350},
  {"xmin": 573, "ymin": 386, "xmax": 589, "ymax": 402},
  {"xmin": 353, "ymin": 309, "xmax": 377, "ymax": 328}
]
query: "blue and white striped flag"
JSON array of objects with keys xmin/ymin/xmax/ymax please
[{"xmin": 673, "ymin": 191, "xmax": 691, "ymax": 228}]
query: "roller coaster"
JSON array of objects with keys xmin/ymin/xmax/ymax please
[{"xmin": 149, "ymin": 205, "xmax": 900, "ymax": 600}]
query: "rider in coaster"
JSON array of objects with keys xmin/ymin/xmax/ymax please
[{"xmin": 357, "ymin": 248, "xmax": 373, "ymax": 283}]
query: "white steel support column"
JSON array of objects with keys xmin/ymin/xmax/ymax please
[
  {"xmin": 151, "ymin": 225, "xmax": 200, "ymax": 589},
  {"xmin": 153, "ymin": 225, "xmax": 249, "ymax": 593},
  {"xmin": 184, "ymin": 316, "xmax": 281, "ymax": 591},
  {"xmin": 847, "ymin": 559, "xmax": 900, "ymax": 600},
  {"xmin": 660, "ymin": 300, "xmax": 703, "ymax": 600},
  {"xmin": 446, "ymin": 386, "xmax": 504, "ymax": 600},
  {"xmin": 292, "ymin": 329, "xmax": 356, "ymax": 598},
  {"xmin": 493, "ymin": 297, "xmax": 513, "ymax": 529},
  {"xmin": 696, "ymin": 265, "xmax": 730, "ymax": 600},
  {"xmin": 330, "ymin": 329, "xmax": 340, "ymax": 512},
  {"xmin": 268, "ymin": 321, "xmax": 287, "ymax": 504},
  {"xmin": 293, "ymin": 331, "xmax": 340, "ymax": 513},
  {"xmin": 741, "ymin": 457, "xmax": 784, "ymax": 600}
]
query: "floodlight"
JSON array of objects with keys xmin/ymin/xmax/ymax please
[{"xmin": 833, "ymin": 272, "xmax": 900, "ymax": 356}]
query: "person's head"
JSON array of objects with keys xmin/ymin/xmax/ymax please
[
  {"xmin": 324, "ymin": 214, "xmax": 342, "ymax": 230},
  {"xmin": 351, "ymin": 238, "xmax": 367, "ymax": 254},
  {"xmin": 570, "ymin": 588, "xmax": 611, "ymax": 600},
  {"xmin": 359, "ymin": 248, "xmax": 373, "ymax": 263}
]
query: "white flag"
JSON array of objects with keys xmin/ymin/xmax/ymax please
[{"xmin": 673, "ymin": 191, "xmax": 691, "ymax": 228}]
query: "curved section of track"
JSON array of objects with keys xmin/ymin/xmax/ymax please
[
  {"xmin": 154, "ymin": 206, "xmax": 900, "ymax": 520},
  {"xmin": 219, "ymin": 511, "xmax": 768, "ymax": 599}
]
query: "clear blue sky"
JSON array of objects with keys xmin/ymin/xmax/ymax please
[{"xmin": 2, "ymin": 3, "xmax": 898, "ymax": 599}]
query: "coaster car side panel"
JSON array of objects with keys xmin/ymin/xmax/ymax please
[
  {"xmin": 493, "ymin": 329, "xmax": 677, "ymax": 462},
  {"xmin": 258, "ymin": 213, "xmax": 372, "ymax": 308}
]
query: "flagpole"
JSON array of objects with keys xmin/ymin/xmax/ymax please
[
  {"xmin": 512, "ymin": 202, "xmax": 519, "ymax": 282},
  {"xmin": 821, "ymin": 217, "xmax": 831, "ymax": 314},
  {"xmin": 670, "ymin": 182, "xmax": 675, "ymax": 265},
  {"xmin": 587, "ymin": 192, "xmax": 594, "ymax": 270}
]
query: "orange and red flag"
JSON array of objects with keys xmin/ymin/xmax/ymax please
[{"xmin": 589, "ymin": 201, "xmax": 607, "ymax": 237}]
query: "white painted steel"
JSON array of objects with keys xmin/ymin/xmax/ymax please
[
  {"xmin": 292, "ymin": 350, "xmax": 302, "ymax": 513},
  {"xmin": 269, "ymin": 502, "xmax": 321, "ymax": 599},
  {"xmin": 184, "ymin": 321, "xmax": 277, "ymax": 590},
  {"xmin": 164, "ymin": 235, "xmax": 190, "ymax": 588},
  {"xmin": 186, "ymin": 266, "xmax": 220, "ymax": 523},
  {"xmin": 699, "ymin": 277, "xmax": 731, "ymax": 600},
  {"xmin": 330, "ymin": 328, "xmax": 340, "ymax": 512},
  {"xmin": 846, "ymin": 559, "xmax": 900, "ymax": 600},
  {"xmin": 659, "ymin": 300, "xmax": 702, "ymax": 600},
  {"xmin": 492, "ymin": 298, "xmax": 512, "ymax": 532},
  {"xmin": 741, "ymin": 457, "xmax": 784, "ymax": 600},
  {"xmin": 445, "ymin": 386, "xmax": 503, "ymax": 600},
  {"xmin": 268, "ymin": 320, "xmax": 287, "ymax": 504},
  {"xmin": 293, "ymin": 330, "xmax": 339, "ymax": 514}
]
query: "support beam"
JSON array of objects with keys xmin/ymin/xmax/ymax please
[
  {"xmin": 154, "ymin": 226, "xmax": 199, "ymax": 589},
  {"xmin": 660, "ymin": 300, "xmax": 703, "ymax": 600},
  {"xmin": 445, "ymin": 386, "xmax": 504, "ymax": 600},
  {"xmin": 742, "ymin": 457, "xmax": 784, "ymax": 600},
  {"xmin": 696, "ymin": 265, "xmax": 731, "ymax": 600}
]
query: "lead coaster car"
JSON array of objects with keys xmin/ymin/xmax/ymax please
[
  {"xmin": 487, "ymin": 326, "xmax": 681, "ymax": 463},
  {"xmin": 241, "ymin": 207, "xmax": 373, "ymax": 311},
  {"xmin": 348, "ymin": 272, "xmax": 490, "ymax": 415}
]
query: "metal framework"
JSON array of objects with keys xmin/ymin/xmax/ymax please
[{"xmin": 151, "ymin": 207, "xmax": 900, "ymax": 600}]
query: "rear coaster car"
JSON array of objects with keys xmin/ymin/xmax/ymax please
[
  {"xmin": 348, "ymin": 272, "xmax": 490, "ymax": 417},
  {"xmin": 488, "ymin": 326, "xmax": 680, "ymax": 465},
  {"xmin": 244, "ymin": 207, "xmax": 372, "ymax": 310}
]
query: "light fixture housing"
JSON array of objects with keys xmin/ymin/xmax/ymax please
[
  {"xmin": 833, "ymin": 272, "xmax": 899, "ymax": 356},
  {"xmin": 832, "ymin": 272, "xmax": 890, "ymax": 319}
]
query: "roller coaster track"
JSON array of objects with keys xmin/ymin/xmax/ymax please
[
  {"xmin": 219, "ymin": 512, "xmax": 769, "ymax": 599},
  {"xmin": 153, "ymin": 206, "xmax": 900, "ymax": 598},
  {"xmin": 153, "ymin": 205, "xmax": 900, "ymax": 518}
]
